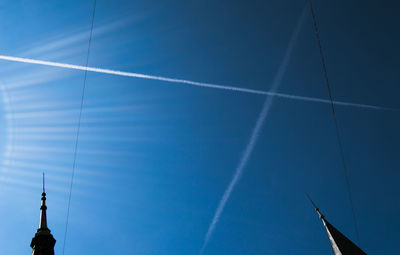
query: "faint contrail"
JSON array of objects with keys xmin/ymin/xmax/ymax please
[
  {"xmin": 0, "ymin": 56, "xmax": 395, "ymax": 111},
  {"xmin": 271, "ymin": 92, "xmax": 395, "ymax": 111},
  {"xmin": 200, "ymin": 6, "xmax": 308, "ymax": 254}
]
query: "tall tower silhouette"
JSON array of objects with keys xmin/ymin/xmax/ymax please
[{"xmin": 31, "ymin": 174, "xmax": 56, "ymax": 255}]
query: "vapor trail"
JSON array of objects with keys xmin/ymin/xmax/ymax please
[
  {"xmin": 0, "ymin": 55, "xmax": 268, "ymax": 95},
  {"xmin": 200, "ymin": 6, "xmax": 308, "ymax": 254},
  {"xmin": 0, "ymin": 56, "xmax": 394, "ymax": 111},
  {"xmin": 271, "ymin": 92, "xmax": 396, "ymax": 111}
]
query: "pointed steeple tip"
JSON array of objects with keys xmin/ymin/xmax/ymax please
[
  {"xmin": 306, "ymin": 193, "xmax": 324, "ymax": 219},
  {"xmin": 39, "ymin": 172, "xmax": 48, "ymax": 231},
  {"xmin": 42, "ymin": 172, "xmax": 45, "ymax": 194},
  {"xmin": 31, "ymin": 172, "xmax": 56, "ymax": 255}
]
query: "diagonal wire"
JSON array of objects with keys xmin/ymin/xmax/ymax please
[
  {"xmin": 309, "ymin": 0, "xmax": 360, "ymax": 245},
  {"xmin": 62, "ymin": 0, "xmax": 97, "ymax": 254}
]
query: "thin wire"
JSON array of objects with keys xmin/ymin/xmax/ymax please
[
  {"xmin": 62, "ymin": 1, "xmax": 97, "ymax": 254},
  {"xmin": 309, "ymin": 0, "xmax": 360, "ymax": 245}
]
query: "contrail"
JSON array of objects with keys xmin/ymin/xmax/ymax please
[
  {"xmin": 0, "ymin": 56, "xmax": 395, "ymax": 111},
  {"xmin": 0, "ymin": 55, "xmax": 268, "ymax": 95},
  {"xmin": 200, "ymin": 6, "xmax": 308, "ymax": 254},
  {"xmin": 271, "ymin": 92, "xmax": 395, "ymax": 111}
]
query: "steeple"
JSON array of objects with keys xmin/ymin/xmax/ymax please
[
  {"xmin": 307, "ymin": 194, "xmax": 366, "ymax": 255},
  {"xmin": 31, "ymin": 173, "xmax": 56, "ymax": 255}
]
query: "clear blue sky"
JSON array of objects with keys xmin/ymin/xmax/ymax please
[{"xmin": 0, "ymin": 0, "xmax": 399, "ymax": 254}]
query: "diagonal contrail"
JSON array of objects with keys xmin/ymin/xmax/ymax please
[
  {"xmin": 199, "ymin": 6, "xmax": 308, "ymax": 254},
  {"xmin": 0, "ymin": 55, "xmax": 269, "ymax": 95},
  {"xmin": 270, "ymin": 92, "xmax": 396, "ymax": 111},
  {"xmin": 0, "ymin": 55, "xmax": 395, "ymax": 111}
]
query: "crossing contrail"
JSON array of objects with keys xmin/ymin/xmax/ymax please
[
  {"xmin": 200, "ymin": 6, "xmax": 308, "ymax": 254},
  {"xmin": 0, "ymin": 55, "xmax": 395, "ymax": 111}
]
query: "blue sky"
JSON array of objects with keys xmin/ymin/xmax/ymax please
[{"xmin": 0, "ymin": 0, "xmax": 399, "ymax": 254}]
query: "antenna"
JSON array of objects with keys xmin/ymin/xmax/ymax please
[
  {"xmin": 306, "ymin": 193, "xmax": 317, "ymax": 209},
  {"xmin": 306, "ymin": 193, "xmax": 323, "ymax": 219},
  {"xmin": 43, "ymin": 172, "xmax": 45, "ymax": 193}
]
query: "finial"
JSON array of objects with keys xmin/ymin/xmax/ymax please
[
  {"xmin": 38, "ymin": 172, "xmax": 48, "ymax": 231},
  {"xmin": 306, "ymin": 193, "xmax": 317, "ymax": 208},
  {"xmin": 306, "ymin": 193, "xmax": 324, "ymax": 219},
  {"xmin": 43, "ymin": 172, "xmax": 45, "ymax": 194}
]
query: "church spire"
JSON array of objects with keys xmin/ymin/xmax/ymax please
[
  {"xmin": 307, "ymin": 194, "xmax": 366, "ymax": 255},
  {"xmin": 39, "ymin": 173, "xmax": 48, "ymax": 230},
  {"xmin": 31, "ymin": 173, "xmax": 56, "ymax": 255}
]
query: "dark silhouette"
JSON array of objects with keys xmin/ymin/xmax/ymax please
[
  {"xmin": 31, "ymin": 174, "xmax": 56, "ymax": 255},
  {"xmin": 322, "ymin": 217, "xmax": 367, "ymax": 255},
  {"xmin": 307, "ymin": 195, "xmax": 366, "ymax": 255}
]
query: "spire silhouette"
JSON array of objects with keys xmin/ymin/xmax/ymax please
[
  {"xmin": 307, "ymin": 195, "xmax": 366, "ymax": 255},
  {"xmin": 31, "ymin": 173, "xmax": 56, "ymax": 255},
  {"xmin": 39, "ymin": 173, "xmax": 48, "ymax": 231}
]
